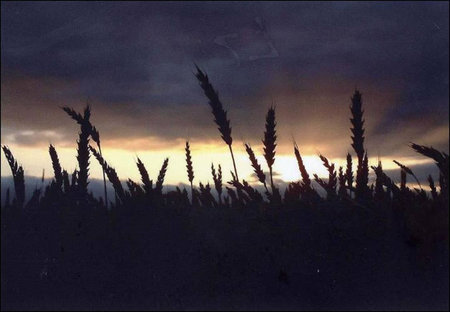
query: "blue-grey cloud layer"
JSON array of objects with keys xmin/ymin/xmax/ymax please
[{"xmin": 1, "ymin": 2, "xmax": 448, "ymax": 156}]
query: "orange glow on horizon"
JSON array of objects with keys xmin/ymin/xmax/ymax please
[{"xmin": 1, "ymin": 142, "xmax": 435, "ymax": 189}]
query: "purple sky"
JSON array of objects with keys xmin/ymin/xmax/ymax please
[{"xmin": 1, "ymin": 1, "xmax": 448, "ymax": 184}]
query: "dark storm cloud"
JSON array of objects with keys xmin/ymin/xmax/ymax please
[{"xmin": 1, "ymin": 2, "xmax": 448, "ymax": 154}]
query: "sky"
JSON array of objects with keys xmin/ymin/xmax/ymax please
[{"xmin": 1, "ymin": 1, "xmax": 449, "ymax": 189}]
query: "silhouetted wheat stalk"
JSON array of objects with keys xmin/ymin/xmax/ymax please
[
  {"xmin": 372, "ymin": 161, "xmax": 385, "ymax": 201},
  {"xmin": 62, "ymin": 105, "xmax": 91, "ymax": 194},
  {"xmin": 155, "ymin": 158, "xmax": 169, "ymax": 193},
  {"xmin": 314, "ymin": 154, "xmax": 337, "ymax": 200},
  {"xmin": 228, "ymin": 171, "xmax": 248, "ymax": 205},
  {"xmin": 361, "ymin": 152, "xmax": 370, "ymax": 197},
  {"xmin": 245, "ymin": 143, "xmax": 269, "ymax": 194},
  {"xmin": 294, "ymin": 142, "xmax": 311, "ymax": 190},
  {"xmin": 370, "ymin": 164, "xmax": 400, "ymax": 196},
  {"xmin": 350, "ymin": 90, "xmax": 365, "ymax": 161},
  {"xmin": 263, "ymin": 107, "xmax": 277, "ymax": 192},
  {"xmin": 136, "ymin": 158, "xmax": 152, "ymax": 194},
  {"xmin": 345, "ymin": 153, "xmax": 353, "ymax": 197},
  {"xmin": 198, "ymin": 182, "xmax": 218, "ymax": 208},
  {"xmin": 49, "ymin": 144, "xmax": 63, "ymax": 190},
  {"xmin": 338, "ymin": 166, "xmax": 347, "ymax": 198},
  {"xmin": 410, "ymin": 143, "xmax": 449, "ymax": 195},
  {"xmin": 127, "ymin": 179, "xmax": 144, "ymax": 198},
  {"xmin": 393, "ymin": 160, "xmax": 421, "ymax": 189},
  {"xmin": 211, "ymin": 163, "xmax": 223, "ymax": 204},
  {"xmin": 242, "ymin": 180, "xmax": 263, "ymax": 203},
  {"xmin": 2, "ymin": 145, "xmax": 25, "ymax": 206},
  {"xmin": 350, "ymin": 90, "xmax": 369, "ymax": 200},
  {"xmin": 195, "ymin": 66, "xmax": 239, "ymax": 181},
  {"xmin": 91, "ymin": 126, "xmax": 108, "ymax": 208},
  {"xmin": 227, "ymin": 174, "xmax": 252, "ymax": 205},
  {"xmin": 185, "ymin": 141, "xmax": 195, "ymax": 198},
  {"xmin": 89, "ymin": 145, "xmax": 125, "ymax": 203}
]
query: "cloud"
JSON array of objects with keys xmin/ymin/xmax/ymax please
[{"xmin": 1, "ymin": 2, "xmax": 448, "ymax": 161}]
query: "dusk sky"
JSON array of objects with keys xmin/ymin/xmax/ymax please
[{"xmin": 1, "ymin": 1, "xmax": 449, "ymax": 187}]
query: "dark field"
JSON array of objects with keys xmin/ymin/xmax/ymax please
[{"xmin": 1, "ymin": 196, "xmax": 448, "ymax": 310}]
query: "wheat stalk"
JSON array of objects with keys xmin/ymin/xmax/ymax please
[
  {"xmin": 345, "ymin": 153, "xmax": 354, "ymax": 197},
  {"xmin": 211, "ymin": 163, "xmax": 223, "ymax": 204},
  {"xmin": 62, "ymin": 105, "xmax": 91, "ymax": 194},
  {"xmin": 263, "ymin": 106, "xmax": 277, "ymax": 192},
  {"xmin": 195, "ymin": 66, "xmax": 238, "ymax": 181},
  {"xmin": 2, "ymin": 145, "xmax": 25, "ymax": 206},
  {"xmin": 350, "ymin": 90, "xmax": 365, "ymax": 162},
  {"xmin": 315, "ymin": 154, "xmax": 337, "ymax": 200},
  {"xmin": 155, "ymin": 158, "xmax": 169, "ymax": 193},
  {"xmin": 372, "ymin": 161, "xmax": 385, "ymax": 201},
  {"xmin": 355, "ymin": 151, "xmax": 370, "ymax": 201},
  {"xmin": 370, "ymin": 164, "xmax": 400, "ymax": 195},
  {"xmin": 338, "ymin": 166, "xmax": 347, "ymax": 198},
  {"xmin": 350, "ymin": 90, "xmax": 369, "ymax": 201},
  {"xmin": 136, "ymin": 158, "xmax": 152, "ymax": 194},
  {"xmin": 294, "ymin": 142, "xmax": 311, "ymax": 189},
  {"xmin": 90, "ymin": 125, "xmax": 108, "ymax": 208},
  {"xmin": 89, "ymin": 145, "xmax": 125, "ymax": 203},
  {"xmin": 245, "ymin": 143, "xmax": 268, "ymax": 193},
  {"xmin": 410, "ymin": 142, "xmax": 448, "ymax": 195},
  {"xmin": 61, "ymin": 107, "xmax": 84, "ymax": 124},
  {"xmin": 185, "ymin": 141, "xmax": 195, "ymax": 198},
  {"xmin": 49, "ymin": 144, "xmax": 63, "ymax": 190},
  {"xmin": 127, "ymin": 179, "xmax": 144, "ymax": 198},
  {"xmin": 393, "ymin": 160, "xmax": 421, "ymax": 189}
]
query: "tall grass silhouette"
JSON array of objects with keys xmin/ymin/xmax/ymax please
[
  {"xmin": 313, "ymin": 155, "xmax": 337, "ymax": 200},
  {"xmin": 263, "ymin": 107, "xmax": 277, "ymax": 193},
  {"xmin": 2, "ymin": 145, "xmax": 25, "ymax": 207},
  {"xmin": 350, "ymin": 90, "xmax": 370, "ymax": 201},
  {"xmin": 195, "ymin": 66, "xmax": 239, "ymax": 182},
  {"xmin": 185, "ymin": 141, "xmax": 195, "ymax": 198},
  {"xmin": 62, "ymin": 105, "xmax": 91, "ymax": 194},
  {"xmin": 49, "ymin": 144, "xmax": 63, "ymax": 191}
]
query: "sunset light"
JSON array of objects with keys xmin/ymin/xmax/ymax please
[{"xmin": 1, "ymin": 2, "xmax": 448, "ymax": 310}]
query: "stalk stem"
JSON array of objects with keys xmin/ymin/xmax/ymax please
[
  {"xmin": 98, "ymin": 144, "xmax": 108, "ymax": 209},
  {"xmin": 228, "ymin": 144, "xmax": 239, "ymax": 182}
]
